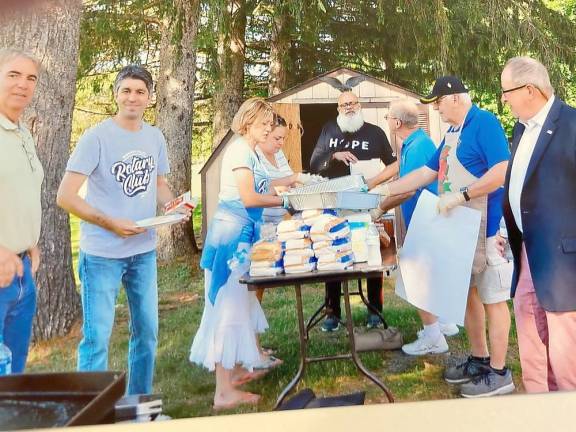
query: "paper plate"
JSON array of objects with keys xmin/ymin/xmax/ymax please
[{"xmin": 135, "ymin": 214, "xmax": 186, "ymax": 228}]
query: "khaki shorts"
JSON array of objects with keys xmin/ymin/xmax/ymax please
[{"xmin": 471, "ymin": 236, "xmax": 513, "ymax": 304}]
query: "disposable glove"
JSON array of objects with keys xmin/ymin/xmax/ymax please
[{"xmin": 437, "ymin": 191, "xmax": 465, "ymax": 215}]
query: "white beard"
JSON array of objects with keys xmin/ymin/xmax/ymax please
[{"xmin": 337, "ymin": 111, "xmax": 364, "ymax": 133}]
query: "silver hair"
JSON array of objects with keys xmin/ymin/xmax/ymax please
[
  {"xmin": 503, "ymin": 56, "xmax": 554, "ymax": 98},
  {"xmin": 389, "ymin": 100, "xmax": 420, "ymax": 128},
  {"xmin": 456, "ymin": 92, "xmax": 472, "ymax": 104},
  {"xmin": 0, "ymin": 48, "xmax": 40, "ymax": 70}
]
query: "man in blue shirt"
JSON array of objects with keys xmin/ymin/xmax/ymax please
[
  {"xmin": 370, "ymin": 100, "xmax": 460, "ymax": 354},
  {"xmin": 379, "ymin": 77, "xmax": 514, "ymax": 398},
  {"xmin": 368, "ymin": 100, "xmax": 438, "ymax": 225}
]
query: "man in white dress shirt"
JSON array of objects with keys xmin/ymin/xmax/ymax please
[{"xmin": 501, "ymin": 56, "xmax": 576, "ymax": 392}]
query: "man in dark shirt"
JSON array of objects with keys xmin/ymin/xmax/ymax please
[{"xmin": 310, "ymin": 91, "xmax": 398, "ymax": 331}]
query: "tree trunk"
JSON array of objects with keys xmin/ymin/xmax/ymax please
[
  {"xmin": 268, "ymin": 4, "xmax": 291, "ymax": 96},
  {"xmin": 212, "ymin": 0, "xmax": 246, "ymax": 150},
  {"xmin": 155, "ymin": 0, "xmax": 201, "ymax": 261},
  {"xmin": 0, "ymin": 0, "xmax": 83, "ymax": 339}
]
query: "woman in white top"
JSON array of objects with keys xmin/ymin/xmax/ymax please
[
  {"xmin": 190, "ymin": 99, "xmax": 300, "ymax": 410},
  {"xmin": 256, "ymin": 115, "xmax": 294, "ymax": 224}
]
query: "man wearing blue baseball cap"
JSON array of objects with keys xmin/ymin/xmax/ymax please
[{"xmin": 380, "ymin": 76, "xmax": 514, "ymax": 398}]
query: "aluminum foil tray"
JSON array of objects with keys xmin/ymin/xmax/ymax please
[
  {"xmin": 290, "ymin": 174, "xmax": 367, "ymax": 194},
  {"xmin": 286, "ymin": 191, "xmax": 380, "ymax": 210}
]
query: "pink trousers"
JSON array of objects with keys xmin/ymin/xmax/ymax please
[{"xmin": 513, "ymin": 243, "xmax": 576, "ymax": 393}]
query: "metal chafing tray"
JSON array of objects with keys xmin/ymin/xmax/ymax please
[
  {"xmin": 285, "ymin": 191, "xmax": 380, "ymax": 210},
  {"xmin": 0, "ymin": 371, "xmax": 126, "ymax": 430},
  {"xmin": 284, "ymin": 174, "xmax": 378, "ymax": 210}
]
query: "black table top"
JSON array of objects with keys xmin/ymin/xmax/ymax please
[{"xmin": 240, "ymin": 263, "xmax": 385, "ymax": 289}]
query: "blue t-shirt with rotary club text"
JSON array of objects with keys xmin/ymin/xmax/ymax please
[{"xmin": 66, "ymin": 118, "xmax": 170, "ymax": 258}]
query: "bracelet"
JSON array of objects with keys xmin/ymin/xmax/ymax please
[{"xmin": 281, "ymin": 195, "xmax": 290, "ymax": 209}]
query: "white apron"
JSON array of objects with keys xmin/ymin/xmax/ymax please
[
  {"xmin": 439, "ymin": 125, "xmax": 512, "ymax": 295},
  {"xmin": 438, "ymin": 125, "xmax": 487, "ymax": 275}
]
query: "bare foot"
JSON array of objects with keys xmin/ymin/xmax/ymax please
[
  {"xmin": 231, "ymin": 367, "xmax": 269, "ymax": 386},
  {"xmin": 213, "ymin": 390, "xmax": 260, "ymax": 411}
]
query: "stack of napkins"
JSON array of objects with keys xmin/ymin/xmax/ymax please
[
  {"xmin": 249, "ymin": 241, "xmax": 284, "ymax": 277},
  {"xmin": 278, "ymin": 219, "xmax": 316, "ymax": 274},
  {"xmin": 301, "ymin": 209, "xmax": 337, "ymax": 226},
  {"xmin": 310, "ymin": 214, "xmax": 354, "ymax": 271}
]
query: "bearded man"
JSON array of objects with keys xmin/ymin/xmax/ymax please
[{"xmin": 309, "ymin": 91, "xmax": 398, "ymax": 331}]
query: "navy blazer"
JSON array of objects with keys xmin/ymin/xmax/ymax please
[{"xmin": 503, "ymin": 98, "xmax": 576, "ymax": 312}]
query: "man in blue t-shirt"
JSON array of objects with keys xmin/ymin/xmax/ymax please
[
  {"xmin": 57, "ymin": 66, "xmax": 187, "ymax": 395},
  {"xmin": 379, "ymin": 77, "xmax": 514, "ymax": 398},
  {"xmin": 370, "ymin": 100, "xmax": 460, "ymax": 349},
  {"xmin": 368, "ymin": 100, "xmax": 437, "ymax": 226}
]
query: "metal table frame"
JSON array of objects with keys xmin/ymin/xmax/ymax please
[{"xmin": 241, "ymin": 265, "xmax": 395, "ymax": 409}]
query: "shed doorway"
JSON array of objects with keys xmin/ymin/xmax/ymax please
[{"xmin": 299, "ymin": 103, "xmax": 337, "ymax": 172}]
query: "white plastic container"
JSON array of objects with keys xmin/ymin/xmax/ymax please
[
  {"xmin": 367, "ymin": 224, "xmax": 382, "ymax": 267},
  {"xmin": 346, "ymin": 212, "xmax": 370, "ymax": 263}
]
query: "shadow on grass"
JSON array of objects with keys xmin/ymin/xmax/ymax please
[{"xmin": 28, "ymin": 256, "xmax": 521, "ymax": 419}]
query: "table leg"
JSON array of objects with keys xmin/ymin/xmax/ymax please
[
  {"xmin": 342, "ymin": 280, "xmax": 395, "ymax": 403},
  {"xmin": 274, "ymin": 284, "xmax": 308, "ymax": 409},
  {"xmin": 306, "ymin": 300, "xmax": 328, "ymax": 336}
]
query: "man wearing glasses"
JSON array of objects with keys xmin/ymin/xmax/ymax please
[
  {"xmin": 500, "ymin": 57, "xmax": 576, "ymax": 393},
  {"xmin": 379, "ymin": 76, "xmax": 514, "ymax": 397},
  {"xmin": 370, "ymin": 100, "xmax": 460, "ymax": 355},
  {"xmin": 0, "ymin": 48, "xmax": 43, "ymax": 374},
  {"xmin": 310, "ymin": 91, "xmax": 398, "ymax": 331}
]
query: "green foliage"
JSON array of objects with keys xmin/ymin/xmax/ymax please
[
  {"xmin": 79, "ymin": 0, "xmax": 164, "ymax": 79},
  {"xmin": 75, "ymin": 0, "xmax": 576, "ymax": 161}
]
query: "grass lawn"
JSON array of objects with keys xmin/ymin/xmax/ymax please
[{"xmin": 27, "ymin": 209, "xmax": 521, "ymax": 418}]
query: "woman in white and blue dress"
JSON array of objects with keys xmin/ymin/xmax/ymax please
[{"xmin": 189, "ymin": 98, "xmax": 301, "ymax": 410}]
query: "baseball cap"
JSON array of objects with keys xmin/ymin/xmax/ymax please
[{"xmin": 420, "ymin": 76, "xmax": 468, "ymax": 104}]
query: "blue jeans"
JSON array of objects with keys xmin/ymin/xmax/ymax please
[
  {"xmin": 77, "ymin": 250, "xmax": 158, "ymax": 395},
  {"xmin": 0, "ymin": 255, "xmax": 37, "ymax": 373}
]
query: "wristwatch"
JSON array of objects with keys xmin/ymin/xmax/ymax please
[{"xmin": 460, "ymin": 186, "xmax": 471, "ymax": 202}]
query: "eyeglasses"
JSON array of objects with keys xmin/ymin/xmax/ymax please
[
  {"xmin": 383, "ymin": 114, "xmax": 398, "ymax": 121},
  {"xmin": 501, "ymin": 84, "xmax": 528, "ymax": 95},
  {"xmin": 501, "ymin": 83, "xmax": 549, "ymax": 100},
  {"xmin": 338, "ymin": 101, "xmax": 359, "ymax": 109}
]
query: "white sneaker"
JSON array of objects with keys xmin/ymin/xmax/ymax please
[
  {"xmin": 402, "ymin": 332, "xmax": 449, "ymax": 356},
  {"xmin": 439, "ymin": 322, "xmax": 459, "ymax": 337}
]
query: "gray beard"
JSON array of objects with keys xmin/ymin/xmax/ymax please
[{"xmin": 337, "ymin": 111, "xmax": 364, "ymax": 133}]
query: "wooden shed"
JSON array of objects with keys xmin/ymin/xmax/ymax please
[{"xmin": 199, "ymin": 67, "xmax": 448, "ymax": 239}]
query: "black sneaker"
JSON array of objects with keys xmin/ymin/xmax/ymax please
[
  {"xmin": 444, "ymin": 356, "xmax": 491, "ymax": 384},
  {"xmin": 366, "ymin": 313, "xmax": 383, "ymax": 329},
  {"xmin": 321, "ymin": 316, "xmax": 340, "ymax": 332}
]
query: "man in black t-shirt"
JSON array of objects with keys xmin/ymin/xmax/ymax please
[{"xmin": 310, "ymin": 91, "xmax": 399, "ymax": 331}]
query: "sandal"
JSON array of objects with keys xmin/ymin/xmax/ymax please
[
  {"xmin": 253, "ymin": 355, "xmax": 283, "ymax": 371},
  {"xmin": 261, "ymin": 346, "xmax": 277, "ymax": 356}
]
